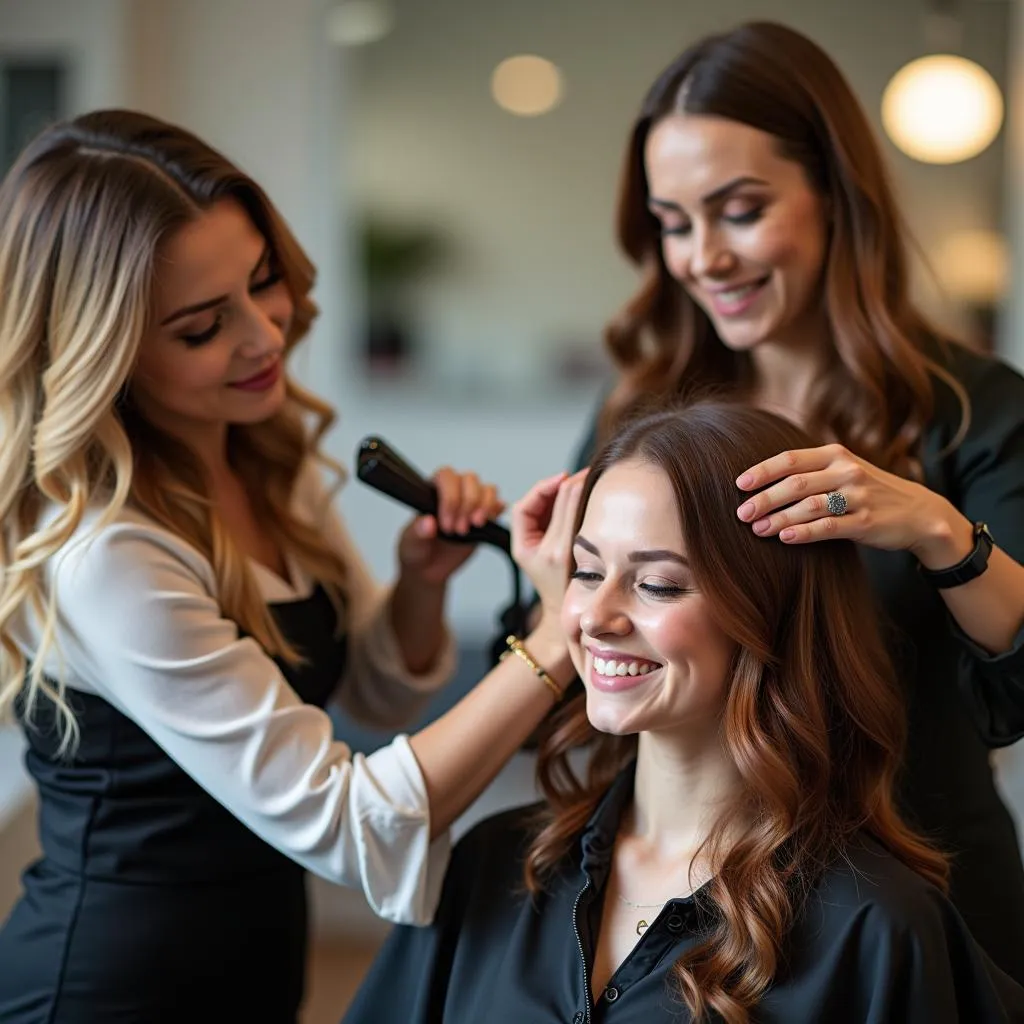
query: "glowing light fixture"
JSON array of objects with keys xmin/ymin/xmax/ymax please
[
  {"xmin": 326, "ymin": 0, "xmax": 394, "ymax": 47},
  {"xmin": 490, "ymin": 55, "xmax": 563, "ymax": 117},
  {"xmin": 935, "ymin": 229, "xmax": 1009, "ymax": 304},
  {"xmin": 881, "ymin": 54, "xmax": 1003, "ymax": 164}
]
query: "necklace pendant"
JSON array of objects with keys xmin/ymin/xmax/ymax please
[{"xmin": 636, "ymin": 919, "xmax": 648, "ymax": 936}]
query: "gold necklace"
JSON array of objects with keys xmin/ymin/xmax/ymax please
[{"xmin": 616, "ymin": 892, "xmax": 670, "ymax": 936}]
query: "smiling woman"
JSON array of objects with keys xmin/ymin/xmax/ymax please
[
  {"xmin": 342, "ymin": 401, "xmax": 1024, "ymax": 1024},
  {"xmin": 136, "ymin": 202, "xmax": 292, "ymax": 436},
  {"xmin": 564, "ymin": 463, "xmax": 735, "ymax": 740},
  {"xmin": 573, "ymin": 20, "xmax": 1024, "ymax": 982},
  {"xmin": 0, "ymin": 108, "xmax": 582, "ymax": 1023}
]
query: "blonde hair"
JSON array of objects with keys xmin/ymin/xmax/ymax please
[{"xmin": 0, "ymin": 109, "xmax": 347, "ymax": 754}]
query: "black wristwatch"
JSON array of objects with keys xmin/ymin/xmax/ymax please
[{"xmin": 918, "ymin": 521, "xmax": 994, "ymax": 589}]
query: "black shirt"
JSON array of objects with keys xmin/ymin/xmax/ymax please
[
  {"xmin": 344, "ymin": 766, "xmax": 1024, "ymax": 1024},
  {"xmin": 567, "ymin": 343, "xmax": 1024, "ymax": 982}
]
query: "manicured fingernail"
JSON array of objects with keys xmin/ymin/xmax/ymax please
[
  {"xmin": 780, "ymin": 528, "xmax": 796, "ymax": 542},
  {"xmin": 753, "ymin": 519, "xmax": 770, "ymax": 535},
  {"xmin": 736, "ymin": 473, "xmax": 754, "ymax": 489},
  {"xmin": 416, "ymin": 518, "xmax": 432, "ymax": 537},
  {"xmin": 738, "ymin": 502, "xmax": 755, "ymax": 521}
]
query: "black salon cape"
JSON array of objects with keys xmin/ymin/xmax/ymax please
[{"xmin": 343, "ymin": 770, "xmax": 1024, "ymax": 1024}]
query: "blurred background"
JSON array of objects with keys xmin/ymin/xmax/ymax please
[{"xmin": 0, "ymin": 0, "xmax": 1022, "ymax": 1018}]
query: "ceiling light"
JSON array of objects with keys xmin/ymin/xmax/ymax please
[
  {"xmin": 881, "ymin": 54, "xmax": 1003, "ymax": 164},
  {"xmin": 326, "ymin": 0, "xmax": 394, "ymax": 47},
  {"xmin": 490, "ymin": 55, "xmax": 563, "ymax": 117}
]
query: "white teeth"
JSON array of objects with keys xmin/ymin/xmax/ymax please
[
  {"xmin": 592, "ymin": 656, "xmax": 659, "ymax": 677},
  {"xmin": 719, "ymin": 283, "xmax": 760, "ymax": 302}
]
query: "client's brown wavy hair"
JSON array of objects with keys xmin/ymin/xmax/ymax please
[{"xmin": 524, "ymin": 400, "xmax": 948, "ymax": 1024}]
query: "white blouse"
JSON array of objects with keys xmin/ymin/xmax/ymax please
[{"xmin": 10, "ymin": 462, "xmax": 457, "ymax": 925}]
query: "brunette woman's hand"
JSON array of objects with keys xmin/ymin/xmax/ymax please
[{"xmin": 734, "ymin": 443, "xmax": 975, "ymax": 568}]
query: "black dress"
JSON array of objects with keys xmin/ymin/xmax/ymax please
[
  {"xmin": 0, "ymin": 585, "xmax": 347, "ymax": 1024},
  {"xmin": 569, "ymin": 342, "xmax": 1024, "ymax": 982},
  {"xmin": 343, "ymin": 767, "xmax": 1024, "ymax": 1024}
]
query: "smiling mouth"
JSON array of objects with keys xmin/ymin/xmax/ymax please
[
  {"xmin": 705, "ymin": 276, "xmax": 770, "ymax": 315},
  {"xmin": 712, "ymin": 278, "xmax": 766, "ymax": 300},
  {"xmin": 230, "ymin": 359, "xmax": 281, "ymax": 390},
  {"xmin": 592, "ymin": 656, "xmax": 661, "ymax": 679}
]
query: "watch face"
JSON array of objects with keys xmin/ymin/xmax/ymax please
[{"xmin": 976, "ymin": 522, "xmax": 994, "ymax": 553}]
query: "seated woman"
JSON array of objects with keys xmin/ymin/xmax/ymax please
[{"xmin": 342, "ymin": 401, "xmax": 1024, "ymax": 1024}]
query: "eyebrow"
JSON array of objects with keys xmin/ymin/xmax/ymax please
[
  {"xmin": 159, "ymin": 244, "xmax": 272, "ymax": 326},
  {"xmin": 647, "ymin": 175, "xmax": 770, "ymax": 214},
  {"xmin": 574, "ymin": 534, "xmax": 689, "ymax": 566}
]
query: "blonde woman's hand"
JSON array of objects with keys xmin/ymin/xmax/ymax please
[
  {"xmin": 397, "ymin": 467, "xmax": 506, "ymax": 586},
  {"xmin": 735, "ymin": 442, "xmax": 973, "ymax": 567},
  {"xmin": 511, "ymin": 469, "xmax": 589, "ymax": 626}
]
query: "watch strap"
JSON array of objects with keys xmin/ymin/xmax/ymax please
[{"xmin": 918, "ymin": 522, "xmax": 994, "ymax": 590}]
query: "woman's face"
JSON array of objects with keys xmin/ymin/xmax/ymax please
[
  {"xmin": 562, "ymin": 459, "xmax": 737, "ymax": 740},
  {"xmin": 131, "ymin": 198, "xmax": 293, "ymax": 445},
  {"xmin": 644, "ymin": 113, "xmax": 829, "ymax": 354}
]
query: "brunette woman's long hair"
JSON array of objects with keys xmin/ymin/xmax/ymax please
[
  {"xmin": 603, "ymin": 20, "xmax": 967, "ymax": 478},
  {"xmin": 525, "ymin": 400, "xmax": 949, "ymax": 1024}
]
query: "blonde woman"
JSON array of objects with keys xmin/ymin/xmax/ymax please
[{"xmin": 0, "ymin": 110, "xmax": 580, "ymax": 1023}]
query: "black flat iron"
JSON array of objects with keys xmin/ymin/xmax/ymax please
[{"xmin": 356, "ymin": 436, "xmax": 530, "ymax": 664}]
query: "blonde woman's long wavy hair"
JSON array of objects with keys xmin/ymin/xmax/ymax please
[{"xmin": 0, "ymin": 109, "xmax": 348, "ymax": 754}]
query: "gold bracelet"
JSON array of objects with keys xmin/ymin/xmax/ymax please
[{"xmin": 499, "ymin": 634, "xmax": 564, "ymax": 701}]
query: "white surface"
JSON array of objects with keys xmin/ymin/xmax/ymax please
[
  {"xmin": 0, "ymin": 0, "xmax": 131, "ymax": 113},
  {"xmin": 1000, "ymin": 0, "xmax": 1024, "ymax": 372}
]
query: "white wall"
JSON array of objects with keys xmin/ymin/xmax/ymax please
[
  {"xmin": 999, "ymin": 0, "xmax": 1024, "ymax": 371},
  {"xmin": 0, "ymin": 0, "xmax": 131, "ymax": 111},
  {"xmin": 346, "ymin": 0, "xmax": 1008, "ymax": 378}
]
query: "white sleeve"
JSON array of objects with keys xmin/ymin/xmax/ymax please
[
  {"xmin": 295, "ymin": 464, "xmax": 459, "ymax": 728},
  {"xmin": 49, "ymin": 518, "xmax": 450, "ymax": 925}
]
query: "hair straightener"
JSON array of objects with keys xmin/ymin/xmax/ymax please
[{"xmin": 355, "ymin": 436, "xmax": 531, "ymax": 664}]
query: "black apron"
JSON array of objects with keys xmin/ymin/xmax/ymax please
[{"xmin": 0, "ymin": 585, "xmax": 347, "ymax": 1023}]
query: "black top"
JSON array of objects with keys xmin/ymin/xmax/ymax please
[
  {"xmin": 568, "ymin": 342, "xmax": 1024, "ymax": 982},
  {"xmin": 0, "ymin": 586, "xmax": 347, "ymax": 1024},
  {"xmin": 344, "ymin": 766, "xmax": 1024, "ymax": 1024}
]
